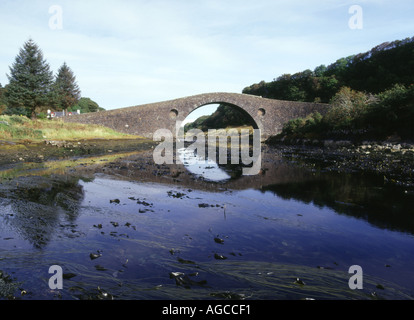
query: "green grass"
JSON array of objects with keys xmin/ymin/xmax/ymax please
[{"xmin": 0, "ymin": 115, "xmax": 139, "ymax": 142}]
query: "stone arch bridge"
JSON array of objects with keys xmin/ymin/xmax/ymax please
[{"xmin": 63, "ymin": 92, "xmax": 329, "ymax": 140}]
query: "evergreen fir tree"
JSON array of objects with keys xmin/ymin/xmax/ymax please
[
  {"xmin": 0, "ymin": 83, "xmax": 6, "ymax": 115},
  {"xmin": 5, "ymin": 39, "xmax": 54, "ymax": 117},
  {"xmin": 54, "ymin": 62, "xmax": 81, "ymax": 111}
]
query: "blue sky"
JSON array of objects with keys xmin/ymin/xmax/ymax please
[{"xmin": 0, "ymin": 0, "xmax": 413, "ymax": 115}]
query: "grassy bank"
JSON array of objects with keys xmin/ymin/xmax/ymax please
[{"xmin": 0, "ymin": 115, "xmax": 139, "ymax": 142}]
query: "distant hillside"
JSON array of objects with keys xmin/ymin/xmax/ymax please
[
  {"xmin": 243, "ymin": 36, "xmax": 414, "ymax": 103},
  {"xmin": 186, "ymin": 37, "xmax": 414, "ymax": 140}
]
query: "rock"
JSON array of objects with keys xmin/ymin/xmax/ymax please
[
  {"xmin": 214, "ymin": 237, "xmax": 225, "ymax": 244},
  {"xmin": 90, "ymin": 252, "xmax": 102, "ymax": 260},
  {"xmin": 336, "ymin": 140, "xmax": 352, "ymax": 148},
  {"xmin": 214, "ymin": 253, "xmax": 227, "ymax": 260},
  {"xmin": 392, "ymin": 144, "xmax": 401, "ymax": 151},
  {"xmin": 323, "ymin": 140, "xmax": 335, "ymax": 148},
  {"xmin": 94, "ymin": 265, "xmax": 107, "ymax": 271},
  {"xmin": 63, "ymin": 273, "xmax": 77, "ymax": 279},
  {"xmin": 45, "ymin": 140, "xmax": 67, "ymax": 147},
  {"xmin": 177, "ymin": 257, "xmax": 195, "ymax": 264},
  {"xmin": 210, "ymin": 291, "xmax": 247, "ymax": 300},
  {"xmin": 169, "ymin": 271, "xmax": 207, "ymax": 288},
  {"xmin": 294, "ymin": 278, "xmax": 306, "ymax": 285}
]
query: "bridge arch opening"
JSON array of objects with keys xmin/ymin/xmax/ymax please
[
  {"xmin": 177, "ymin": 102, "xmax": 261, "ymax": 182},
  {"xmin": 181, "ymin": 102, "xmax": 259, "ymax": 132}
]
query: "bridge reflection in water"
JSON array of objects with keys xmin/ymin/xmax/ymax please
[{"xmin": 178, "ymin": 147, "xmax": 231, "ymax": 182}]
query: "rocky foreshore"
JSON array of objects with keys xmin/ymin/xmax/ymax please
[
  {"xmin": 267, "ymin": 138, "xmax": 414, "ymax": 187},
  {"xmin": 0, "ymin": 138, "xmax": 156, "ymax": 167},
  {"xmin": 1, "ymin": 136, "xmax": 414, "ymax": 187}
]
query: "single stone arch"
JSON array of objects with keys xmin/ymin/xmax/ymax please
[
  {"xmin": 175, "ymin": 95, "xmax": 267, "ymax": 137},
  {"xmin": 179, "ymin": 101, "xmax": 262, "ymax": 132}
]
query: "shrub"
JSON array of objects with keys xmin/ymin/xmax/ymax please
[
  {"xmin": 281, "ymin": 112, "xmax": 324, "ymax": 137},
  {"xmin": 364, "ymin": 84, "xmax": 414, "ymax": 138},
  {"xmin": 324, "ymin": 87, "xmax": 374, "ymax": 130}
]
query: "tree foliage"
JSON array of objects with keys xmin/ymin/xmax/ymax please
[
  {"xmin": 54, "ymin": 62, "xmax": 81, "ymax": 111},
  {"xmin": 1, "ymin": 39, "xmax": 104, "ymax": 117},
  {"xmin": 69, "ymin": 97, "xmax": 104, "ymax": 113},
  {"xmin": 243, "ymin": 36, "xmax": 414, "ymax": 140},
  {"xmin": 243, "ymin": 36, "xmax": 414, "ymax": 104},
  {"xmin": 324, "ymin": 87, "xmax": 377, "ymax": 130},
  {"xmin": 5, "ymin": 39, "xmax": 54, "ymax": 117},
  {"xmin": 280, "ymin": 84, "xmax": 414, "ymax": 140},
  {"xmin": 0, "ymin": 83, "xmax": 6, "ymax": 114},
  {"xmin": 364, "ymin": 84, "xmax": 414, "ymax": 139}
]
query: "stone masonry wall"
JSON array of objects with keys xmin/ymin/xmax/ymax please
[{"xmin": 63, "ymin": 92, "xmax": 330, "ymax": 140}]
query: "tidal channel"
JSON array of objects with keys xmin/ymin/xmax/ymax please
[{"xmin": 0, "ymin": 142, "xmax": 413, "ymax": 300}]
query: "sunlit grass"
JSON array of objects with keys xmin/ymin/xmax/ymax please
[{"xmin": 0, "ymin": 115, "xmax": 139, "ymax": 142}]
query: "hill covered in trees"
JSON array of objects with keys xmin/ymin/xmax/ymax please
[
  {"xmin": 243, "ymin": 36, "xmax": 414, "ymax": 142},
  {"xmin": 243, "ymin": 36, "xmax": 414, "ymax": 103},
  {"xmin": 185, "ymin": 37, "xmax": 413, "ymax": 141}
]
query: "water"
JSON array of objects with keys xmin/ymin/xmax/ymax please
[
  {"xmin": 178, "ymin": 147, "xmax": 231, "ymax": 182},
  {"xmin": 0, "ymin": 145, "xmax": 413, "ymax": 300}
]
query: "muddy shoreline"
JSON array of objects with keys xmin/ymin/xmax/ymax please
[
  {"xmin": 0, "ymin": 138, "xmax": 157, "ymax": 167},
  {"xmin": 1, "ymin": 138, "xmax": 413, "ymax": 187}
]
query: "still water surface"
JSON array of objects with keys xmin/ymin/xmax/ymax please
[{"xmin": 0, "ymin": 146, "xmax": 413, "ymax": 300}]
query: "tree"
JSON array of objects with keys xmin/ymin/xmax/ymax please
[
  {"xmin": 5, "ymin": 39, "xmax": 54, "ymax": 117},
  {"xmin": 314, "ymin": 64, "xmax": 327, "ymax": 77},
  {"xmin": 69, "ymin": 97, "xmax": 104, "ymax": 113},
  {"xmin": 0, "ymin": 83, "xmax": 4, "ymax": 104},
  {"xmin": 243, "ymin": 36, "xmax": 414, "ymax": 105},
  {"xmin": 54, "ymin": 62, "xmax": 81, "ymax": 111},
  {"xmin": 315, "ymin": 75, "xmax": 340, "ymax": 102},
  {"xmin": 323, "ymin": 87, "xmax": 374, "ymax": 130},
  {"xmin": 0, "ymin": 83, "xmax": 6, "ymax": 114},
  {"xmin": 365, "ymin": 84, "xmax": 414, "ymax": 139}
]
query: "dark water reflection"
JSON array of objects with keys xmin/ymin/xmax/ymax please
[
  {"xmin": 262, "ymin": 174, "xmax": 414, "ymax": 235},
  {"xmin": 0, "ymin": 145, "xmax": 413, "ymax": 300}
]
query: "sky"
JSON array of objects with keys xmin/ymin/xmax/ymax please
[{"xmin": 0, "ymin": 0, "xmax": 413, "ymax": 119}]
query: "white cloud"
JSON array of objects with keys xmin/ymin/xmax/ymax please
[{"xmin": 0, "ymin": 0, "xmax": 413, "ymax": 110}]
